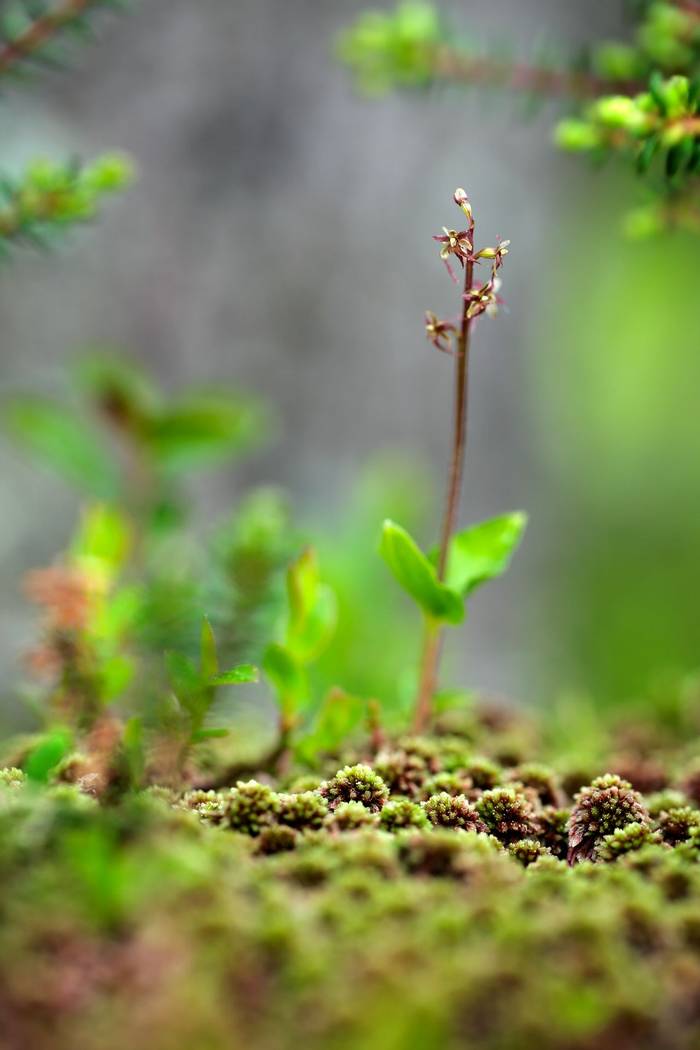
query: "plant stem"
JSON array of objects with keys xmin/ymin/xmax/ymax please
[
  {"xmin": 0, "ymin": 0, "xmax": 97, "ymax": 79},
  {"xmin": 413, "ymin": 252, "xmax": 474, "ymax": 733},
  {"xmin": 430, "ymin": 45, "xmax": 643, "ymax": 100},
  {"xmin": 413, "ymin": 617, "xmax": 442, "ymax": 733}
]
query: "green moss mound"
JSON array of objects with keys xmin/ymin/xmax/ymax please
[{"xmin": 5, "ymin": 714, "xmax": 700, "ymax": 1050}]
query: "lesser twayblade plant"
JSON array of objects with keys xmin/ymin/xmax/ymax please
[{"xmin": 380, "ymin": 189, "xmax": 526, "ymax": 732}]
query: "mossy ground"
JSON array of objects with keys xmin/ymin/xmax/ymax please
[{"xmin": 4, "ymin": 705, "xmax": 700, "ymax": 1050}]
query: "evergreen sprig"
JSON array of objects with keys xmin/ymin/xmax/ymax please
[
  {"xmin": 0, "ymin": 154, "xmax": 133, "ymax": 257},
  {"xmin": 338, "ymin": 1, "xmax": 700, "ymax": 233},
  {"xmin": 0, "ymin": 0, "xmax": 124, "ymax": 82}
]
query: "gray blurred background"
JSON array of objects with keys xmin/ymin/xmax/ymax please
[{"xmin": 3, "ymin": 0, "xmax": 699, "ymax": 719}]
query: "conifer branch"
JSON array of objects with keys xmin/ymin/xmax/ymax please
[
  {"xmin": 0, "ymin": 0, "xmax": 122, "ymax": 81},
  {"xmin": 430, "ymin": 46, "xmax": 642, "ymax": 100},
  {"xmin": 0, "ymin": 154, "xmax": 133, "ymax": 257}
]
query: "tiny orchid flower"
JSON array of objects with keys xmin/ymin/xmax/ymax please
[
  {"xmin": 465, "ymin": 277, "xmax": 503, "ymax": 320},
  {"xmin": 425, "ymin": 310, "xmax": 457, "ymax": 354},
  {"xmin": 432, "ymin": 227, "xmax": 473, "ymax": 282}
]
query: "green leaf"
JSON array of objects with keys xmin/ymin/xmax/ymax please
[
  {"xmin": 122, "ymin": 716, "xmax": 145, "ymax": 786},
  {"xmin": 24, "ymin": 728, "xmax": 73, "ymax": 783},
  {"xmin": 446, "ymin": 512, "xmax": 527, "ymax": 597},
  {"xmin": 71, "ymin": 503, "xmax": 132, "ymax": 575},
  {"xmin": 200, "ymin": 618, "xmax": 218, "ymax": 680},
  {"xmin": 285, "ymin": 548, "xmax": 338, "ymax": 663},
  {"xmin": 4, "ymin": 397, "xmax": 119, "ymax": 498},
  {"xmin": 297, "ymin": 687, "xmax": 367, "ymax": 761},
  {"xmin": 209, "ymin": 664, "xmax": 259, "ymax": 686},
  {"xmin": 145, "ymin": 392, "xmax": 263, "ymax": 473},
  {"xmin": 263, "ymin": 643, "xmax": 306, "ymax": 714},
  {"xmin": 165, "ymin": 650, "xmax": 201, "ymax": 700},
  {"xmin": 191, "ymin": 727, "xmax": 230, "ymax": 743},
  {"xmin": 380, "ymin": 519, "xmax": 463, "ymax": 624},
  {"xmin": 75, "ymin": 352, "xmax": 160, "ymax": 425},
  {"xmin": 98, "ymin": 653, "xmax": 134, "ymax": 702}
]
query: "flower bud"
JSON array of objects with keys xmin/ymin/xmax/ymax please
[{"xmin": 453, "ymin": 187, "xmax": 472, "ymax": 218}]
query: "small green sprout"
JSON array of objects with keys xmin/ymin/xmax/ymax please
[
  {"xmin": 263, "ymin": 547, "xmax": 338, "ymax": 750},
  {"xmin": 165, "ymin": 618, "xmax": 258, "ymax": 773}
]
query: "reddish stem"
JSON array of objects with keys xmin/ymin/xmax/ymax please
[
  {"xmin": 413, "ymin": 247, "xmax": 475, "ymax": 733},
  {"xmin": 0, "ymin": 0, "xmax": 97, "ymax": 78},
  {"xmin": 431, "ymin": 46, "xmax": 643, "ymax": 100}
]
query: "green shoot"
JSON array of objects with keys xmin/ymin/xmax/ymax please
[
  {"xmin": 263, "ymin": 548, "xmax": 338, "ymax": 752},
  {"xmin": 165, "ymin": 618, "xmax": 258, "ymax": 774}
]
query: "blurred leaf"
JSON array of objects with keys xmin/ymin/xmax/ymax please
[
  {"xmin": 4, "ymin": 397, "xmax": 118, "ymax": 498},
  {"xmin": 298, "ymin": 687, "xmax": 367, "ymax": 760},
  {"xmin": 446, "ymin": 512, "xmax": 527, "ymax": 597},
  {"xmin": 71, "ymin": 503, "xmax": 132, "ymax": 575},
  {"xmin": 209, "ymin": 664, "xmax": 259, "ymax": 686},
  {"xmin": 286, "ymin": 548, "xmax": 338, "ymax": 663},
  {"xmin": 75, "ymin": 352, "xmax": 160, "ymax": 424},
  {"xmin": 191, "ymin": 727, "xmax": 230, "ymax": 743},
  {"xmin": 122, "ymin": 716, "xmax": 145, "ymax": 786},
  {"xmin": 263, "ymin": 642, "xmax": 306, "ymax": 713},
  {"xmin": 145, "ymin": 391, "xmax": 263, "ymax": 473},
  {"xmin": 380, "ymin": 519, "xmax": 463, "ymax": 624},
  {"xmin": 200, "ymin": 618, "xmax": 218, "ymax": 680},
  {"xmin": 94, "ymin": 584, "xmax": 143, "ymax": 640},
  {"xmin": 24, "ymin": 728, "xmax": 73, "ymax": 783},
  {"xmin": 165, "ymin": 650, "xmax": 201, "ymax": 701},
  {"xmin": 99, "ymin": 654, "xmax": 134, "ymax": 702}
]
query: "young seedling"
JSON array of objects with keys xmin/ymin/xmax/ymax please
[
  {"xmin": 380, "ymin": 189, "xmax": 526, "ymax": 732},
  {"xmin": 263, "ymin": 548, "xmax": 338, "ymax": 753},
  {"xmin": 165, "ymin": 617, "xmax": 258, "ymax": 775}
]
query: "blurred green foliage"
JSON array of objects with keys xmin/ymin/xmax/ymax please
[
  {"xmin": 339, "ymin": 2, "xmax": 700, "ymax": 232},
  {"xmin": 532, "ymin": 193, "xmax": 700, "ymax": 707}
]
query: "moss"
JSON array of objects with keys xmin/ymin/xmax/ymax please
[
  {"xmin": 423, "ymin": 792, "xmax": 487, "ymax": 832},
  {"xmin": 226, "ymin": 780, "xmax": 281, "ymax": 835},
  {"xmin": 277, "ymin": 791, "xmax": 328, "ymax": 830},
  {"xmin": 567, "ymin": 774, "xmax": 649, "ymax": 864},
  {"xmin": 646, "ymin": 789, "xmax": 689, "ymax": 818},
  {"xmin": 422, "ymin": 771, "xmax": 471, "ymax": 798},
  {"xmin": 538, "ymin": 806, "xmax": 571, "ymax": 860},
  {"xmin": 0, "ymin": 767, "xmax": 25, "ymax": 789},
  {"xmin": 325, "ymin": 800, "xmax": 379, "ymax": 831},
  {"xmin": 179, "ymin": 788, "xmax": 228, "ymax": 824},
  {"xmin": 379, "ymin": 798, "xmax": 429, "ymax": 831},
  {"xmin": 373, "ymin": 747, "xmax": 429, "ymax": 797},
  {"xmin": 7, "ymin": 728, "xmax": 700, "ymax": 1049},
  {"xmin": 461, "ymin": 755, "xmax": 503, "ymax": 790},
  {"xmin": 596, "ymin": 821, "xmax": 658, "ymax": 861},
  {"xmin": 319, "ymin": 764, "xmax": 389, "ymax": 812},
  {"xmin": 657, "ymin": 806, "xmax": 700, "ymax": 845},
  {"xmin": 476, "ymin": 786, "xmax": 540, "ymax": 843},
  {"xmin": 397, "ymin": 828, "xmax": 473, "ymax": 878},
  {"xmin": 256, "ymin": 824, "xmax": 298, "ymax": 855},
  {"xmin": 508, "ymin": 838, "xmax": 552, "ymax": 867},
  {"xmin": 508, "ymin": 763, "xmax": 563, "ymax": 807}
]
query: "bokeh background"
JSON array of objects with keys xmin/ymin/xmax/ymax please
[{"xmin": 2, "ymin": 0, "xmax": 699, "ymax": 727}]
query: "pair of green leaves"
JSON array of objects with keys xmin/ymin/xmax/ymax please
[
  {"xmin": 380, "ymin": 512, "xmax": 527, "ymax": 624},
  {"xmin": 3, "ymin": 354, "xmax": 265, "ymax": 501},
  {"xmin": 166, "ymin": 619, "xmax": 258, "ymax": 747},
  {"xmin": 263, "ymin": 548, "xmax": 338, "ymax": 721}
]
